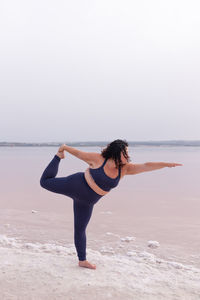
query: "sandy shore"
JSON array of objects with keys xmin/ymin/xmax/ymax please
[
  {"xmin": 0, "ymin": 234, "xmax": 200, "ymax": 300},
  {"xmin": 1, "ymin": 147, "xmax": 200, "ymax": 299}
]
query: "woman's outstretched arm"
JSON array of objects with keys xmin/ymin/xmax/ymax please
[{"xmin": 125, "ymin": 161, "xmax": 183, "ymax": 175}]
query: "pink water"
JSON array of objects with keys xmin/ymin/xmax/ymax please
[{"xmin": 0, "ymin": 146, "xmax": 200, "ymax": 267}]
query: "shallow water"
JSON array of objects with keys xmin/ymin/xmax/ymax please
[{"xmin": 0, "ymin": 146, "xmax": 200, "ymax": 268}]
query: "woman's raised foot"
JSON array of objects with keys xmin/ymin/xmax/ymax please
[
  {"xmin": 56, "ymin": 149, "xmax": 65, "ymax": 159},
  {"xmin": 56, "ymin": 144, "xmax": 66, "ymax": 159}
]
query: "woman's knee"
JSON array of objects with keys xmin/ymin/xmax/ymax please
[
  {"xmin": 40, "ymin": 176, "xmax": 49, "ymax": 189},
  {"xmin": 40, "ymin": 177, "xmax": 45, "ymax": 188}
]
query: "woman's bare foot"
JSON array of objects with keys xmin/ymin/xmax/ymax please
[
  {"xmin": 58, "ymin": 144, "xmax": 66, "ymax": 153},
  {"xmin": 56, "ymin": 150, "xmax": 65, "ymax": 159},
  {"xmin": 78, "ymin": 260, "xmax": 96, "ymax": 270},
  {"xmin": 56, "ymin": 144, "xmax": 66, "ymax": 159}
]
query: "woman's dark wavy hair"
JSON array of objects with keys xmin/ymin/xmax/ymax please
[{"xmin": 101, "ymin": 139, "xmax": 131, "ymax": 168}]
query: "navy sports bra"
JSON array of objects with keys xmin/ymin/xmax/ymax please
[{"xmin": 89, "ymin": 158, "xmax": 121, "ymax": 192}]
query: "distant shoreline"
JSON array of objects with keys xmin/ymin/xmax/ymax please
[{"xmin": 0, "ymin": 140, "xmax": 200, "ymax": 147}]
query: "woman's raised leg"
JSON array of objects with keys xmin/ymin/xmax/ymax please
[{"xmin": 40, "ymin": 154, "xmax": 70, "ymax": 195}]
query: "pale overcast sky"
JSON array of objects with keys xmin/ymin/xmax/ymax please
[{"xmin": 0, "ymin": 0, "xmax": 200, "ymax": 142}]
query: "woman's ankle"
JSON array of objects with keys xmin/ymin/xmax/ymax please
[{"xmin": 55, "ymin": 153, "xmax": 61, "ymax": 160}]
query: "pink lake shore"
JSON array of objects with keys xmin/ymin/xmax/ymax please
[{"xmin": 0, "ymin": 146, "xmax": 200, "ymax": 299}]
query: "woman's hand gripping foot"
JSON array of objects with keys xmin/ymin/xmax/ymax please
[
  {"xmin": 56, "ymin": 144, "xmax": 66, "ymax": 159},
  {"xmin": 78, "ymin": 260, "xmax": 96, "ymax": 270}
]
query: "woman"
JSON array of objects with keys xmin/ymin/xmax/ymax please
[{"xmin": 40, "ymin": 139, "xmax": 182, "ymax": 270}]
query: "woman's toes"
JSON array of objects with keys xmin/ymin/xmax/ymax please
[{"xmin": 58, "ymin": 144, "xmax": 65, "ymax": 153}]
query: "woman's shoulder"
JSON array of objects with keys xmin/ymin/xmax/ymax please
[{"xmin": 88, "ymin": 153, "xmax": 104, "ymax": 168}]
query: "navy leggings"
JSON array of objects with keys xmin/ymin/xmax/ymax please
[{"xmin": 40, "ymin": 155, "xmax": 103, "ymax": 261}]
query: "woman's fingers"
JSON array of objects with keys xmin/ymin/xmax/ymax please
[{"xmin": 168, "ymin": 163, "xmax": 183, "ymax": 167}]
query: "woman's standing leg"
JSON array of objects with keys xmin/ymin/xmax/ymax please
[{"xmin": 73, "ymin": 200, "xmax": 96, "ymax": 269}]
